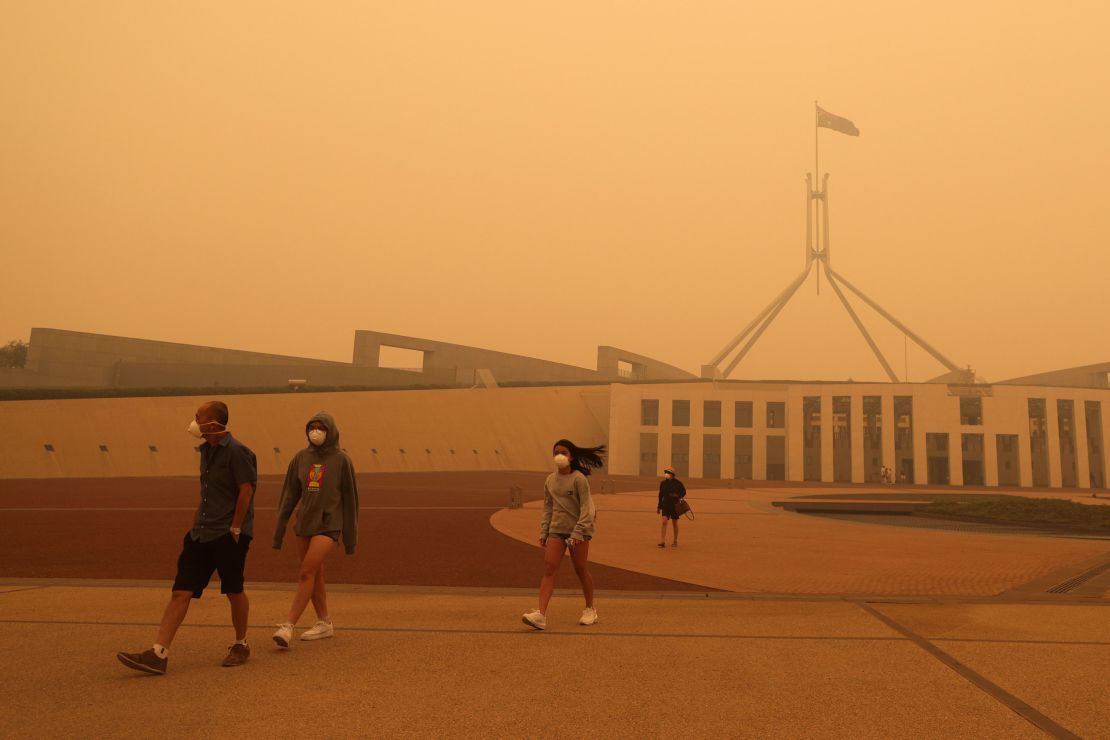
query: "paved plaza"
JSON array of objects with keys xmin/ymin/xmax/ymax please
[{"xmin": 1, "ymin": 475, "xmax": 1107, "ymax": 738}]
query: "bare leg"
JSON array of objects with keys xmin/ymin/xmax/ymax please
[
  {"xmin": 155, "ymin": 590, "xmax": 193, "ymax": 647},
  {"xmin": 537, "ymin": 538, "xmax": 566, "ymax": 614},
  {"xmin": 312, "ymin": 564, "xmax": 328, "ymax": 620},
  {"xmin": 570, "ymin": 541, "xmax": 595, "ymax": 608},
  {"xmin": 287, "ymin": 535, "xmax": 336, "ymax": 624},
  {"xmin": 296, "ymin": 536, "xmax": 329, "ymax": 620},
  {"xmin": 672, "ymin": 518, "xmax": 680, "ymax": 545},
  {"xmin": 660, "ymin": 517, "xmax": 668, "ymax": 544},
  {"xmin": 227, "ymin": 592, "xmax": 249, "ymax": 641}
]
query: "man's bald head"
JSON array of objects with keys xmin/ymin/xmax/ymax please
[{"xmin": 196, "ymin": 401, "xmax": 229, "ymax": 427}]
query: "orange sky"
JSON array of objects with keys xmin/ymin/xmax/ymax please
[{"xmin": 2, "ymin": 1, "xmax": 1107, "ymax": 382}]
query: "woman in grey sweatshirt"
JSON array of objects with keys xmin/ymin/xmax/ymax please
[
  {"xmin": 271, "ymin": 412, "xmax": 359, "ymax": 646},
  {"xmin": 522, "ymin": 438, "xmax": 605, "ymax": 631}
]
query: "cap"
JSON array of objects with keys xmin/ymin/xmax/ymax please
[{"xmin": 663, "ymin": 466, "xmax": 676, "ymax": 475}]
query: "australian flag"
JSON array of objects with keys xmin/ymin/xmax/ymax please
[{"xmin": 816, "ymin": 106, "xmax": 860, "ymax": 136}]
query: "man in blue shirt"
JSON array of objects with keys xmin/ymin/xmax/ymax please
[{"xmin": 117, "ymin": 400, "xmax": 257, "ymax": 675}]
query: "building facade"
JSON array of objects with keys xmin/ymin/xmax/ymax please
[{"xmin": 606, "ymin": 381, "xmax": 1108, "ymax": 489}]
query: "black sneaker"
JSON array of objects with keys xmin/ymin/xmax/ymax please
[{"xmin": 117, "ymin": 648, "xmax": 167, "ymax": 675}]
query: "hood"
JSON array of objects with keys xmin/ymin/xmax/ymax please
[{"xmin": 306, "ymin": 411, "xmax": 340, "ymax": 451}]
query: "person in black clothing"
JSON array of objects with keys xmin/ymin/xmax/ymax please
[
  {"xmin": 117, "ymin": 400, "xmax": 257, "ymax": 675},
  {"xmin": 657, "ymin": 465, "xmax": 686, "ymax": 548}
]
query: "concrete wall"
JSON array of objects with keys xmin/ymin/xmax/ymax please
[
  {"xmin": 9, "ymin": 328, "xmax": 344, "ymax": 388},
  {"xmin": 114, "ymin": 362, "xmax": 457, "ymax": 389},
  {"xmin": 352, "ymin": 330, "xmax": 606, "ymax": 385},
  {"xmin": 0, "ymin": 385, "xmax": 611, "ymax": 479},
  {"xmin": 998, "ymin": 362, "xmax": 1110, "ymax": 389},
  {"xmin": 596, "ymin": 346, "xmax": 697, "ymax": 381}
]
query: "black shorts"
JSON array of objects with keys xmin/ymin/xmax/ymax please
[{"xmin": 172, "ymin": 532, "xmax": 252, "ymax": 599}]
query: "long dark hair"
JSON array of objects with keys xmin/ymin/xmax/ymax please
[{"xmin": 553, "ymin": 438, "xmax": 606, "ymax": 477}]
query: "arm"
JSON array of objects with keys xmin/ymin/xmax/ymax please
[
  {"xmin": 230, "ymin": 482, "xmax": 254, "ymax": 543},
  {"xmin": 657, "ymin": 483, "xmax": 664, "ymax": 513},
  {"xmin": 540, "ymin": 480, "xmax": 553, "ymax": 544},
  {"xmin": 229, "ymin": 447, "xmax": 257, "ymax": 543},
  {"xmin": 571, "ymin": 475, "xmax": 596, "ymax": 542},
  {"xmin": 678, "ymin": 481, "xmax": 687, "ymax": 499},
  {"xmin": 272, "ymin": 457, "xmax": 303, "ymax": 549},
  {"xmin": 340, "ymin": 456, "xmax": 359, "ymax": 555}
]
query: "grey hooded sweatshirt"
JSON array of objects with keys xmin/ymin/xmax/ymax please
[{"xmin": 273, "ymin": 412, "xmax": 359, "ymax": 555}]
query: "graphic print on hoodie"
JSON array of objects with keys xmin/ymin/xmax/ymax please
[{"xmin": 272, "ymin": 411, "xmax": 360, "ymax": 555}]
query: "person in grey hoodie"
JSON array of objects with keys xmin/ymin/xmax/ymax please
[{"xmin": 272, "ymin": 412, "xmax": 359, "ymax": 646}]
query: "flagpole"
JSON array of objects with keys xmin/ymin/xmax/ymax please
[
  {"xmin": 814, "ymin": 100, "xmax": 820, "ymax": 295},
  {"xmin": 814, "ymin": 100, "xmax": 819, "ymax": 183}
]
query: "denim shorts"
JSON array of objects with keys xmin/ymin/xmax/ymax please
[{"xmin": 547, "ymin": 532, "xmax": 592, "ymax": 542}]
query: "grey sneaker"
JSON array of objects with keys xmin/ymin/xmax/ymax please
[
  {"xmin": 117, "ymin": 648, "xmax": 167, "ymax": 675},
  {"xmin": 222, "ymin": 643, "xmax": 250, "ymax": 667}
]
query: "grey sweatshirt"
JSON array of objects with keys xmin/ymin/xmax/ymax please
[
  {"xmin": 541, "ymin": 470, "xmax": 596, "ymax": 540},
  {"xmin": 272, "ymin": 412, "xmax": 359, "ymax": 554}
]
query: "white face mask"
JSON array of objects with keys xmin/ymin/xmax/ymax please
[
  {"xmin": 664, "ymin": 472, "xmax": 674, "ymax": 479},
  {"xmin": 308, "ymin": 429, "xmax": 327, "ymax": 446},
  {"xmin": 187, "ymin": 419, "xmax": 225, "ymax": 438},
  {"xmin": 553, "ymin": 453, "xmax": 570, "ymax": 469}
]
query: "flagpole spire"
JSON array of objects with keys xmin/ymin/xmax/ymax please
[{"xmin": 704, "ymin": 104, "xmax": 966, "ymax": 383}]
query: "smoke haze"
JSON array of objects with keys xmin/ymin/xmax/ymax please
[{"xmin": 2, "ymin": 1, "xmax": 1107, "ymax": 381}]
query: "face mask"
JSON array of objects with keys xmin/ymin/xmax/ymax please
[
  {"xmin": 664, "ymin": 473, "xmax": 674, "ymax": 479},
  {"xmin": 188, "ymin": 419, "xmax": 225, "ymax": 438},
  {"xmin": 553, "ymin": 454, "xmax": 570, "ymax": 469},
  {"xmin": 308, "ymin": 429, "xmax": 327, "ymax": 446}
]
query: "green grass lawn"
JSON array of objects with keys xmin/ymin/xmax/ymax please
[{"xmin": 916, "ymin": 495, "xmax": 1110, "ymax": 532}]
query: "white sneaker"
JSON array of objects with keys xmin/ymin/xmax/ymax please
[
  {"xmin": 579, "ymin": 607, "xmax": 599, "ymax": 626},
  {"xmin": 522, "ymin": 609, "xmax": 546, "ymax": 630},
  {"xmin": 300, "ymin": 620, "xmax": 334, "ymax": 641},
  {"xmin": 273, "ymin": 622, "xmax": 294, "ymax": 648}
]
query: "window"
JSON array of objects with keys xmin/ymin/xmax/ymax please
[
  {"xmin": 1028, "ymin": 398, "xmax": 1049, "ymax": 487},
  {"xmin": 735, "ymin": 401, "xmax": 753, "ymax": 428},
  {"xmin": 703, "ymin": 434, "xmax": 721, "ymax": 478},
  {"xmin": 1058, "ymin": 400, "xmax": 1078, "ymax": 487},
  {"xmin": 703, "ymin": 400, "xmax": 721, "ymax": 427},
  {"xmin": 672, "ymin": 400, "xmax": 690, "ymax": 427},
  {"xmin": 959, "ymin": 397, "xmax": 983, "ymax": 425},
  {"xmin": 766, "ymin": 401, "xmax": 785, "ymax": 429},
  {"xmin": 671, "ymin": 434, "xmax": 690, "ymax": 476},
  {"xmin": 802, "ymin": 396, "xmax": 821, "ymax": 481},
  {"xmin": 766, "ymin": 436, "xmax": 786, "ymax": 480},
  {"xmin": 378, "ymin": 345, "xmax": 425, "ymax": 372},
  {"xmin": 641, "ymin": 399, "xmax": 659, "ymax": 426},
  {"xmin": 734, "ymin": 435, "xmax": 753, "ymax": 479},
  {"xmin": 926, "ymin": 433, "xmax": 949, "ymax": 485},
  {"xmin": 639, "ymin": 433, "xmax": 659, "ymax": 476}
]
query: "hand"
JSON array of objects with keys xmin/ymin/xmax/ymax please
[
  {"xmin": 539, "ymin": 537, "xmax": 547, "ymax": 546},
  {"xmin": 231, "ymin": 532, "xmax": 240, "ymax": 544},
  {"xmin": 569, "ymin": 537, "xmax": 582, "ymax": 547}
]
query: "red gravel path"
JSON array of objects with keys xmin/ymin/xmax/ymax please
[{"xmin": 0, "ymin": 472, "xmax": 710, "ymax": 591}]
